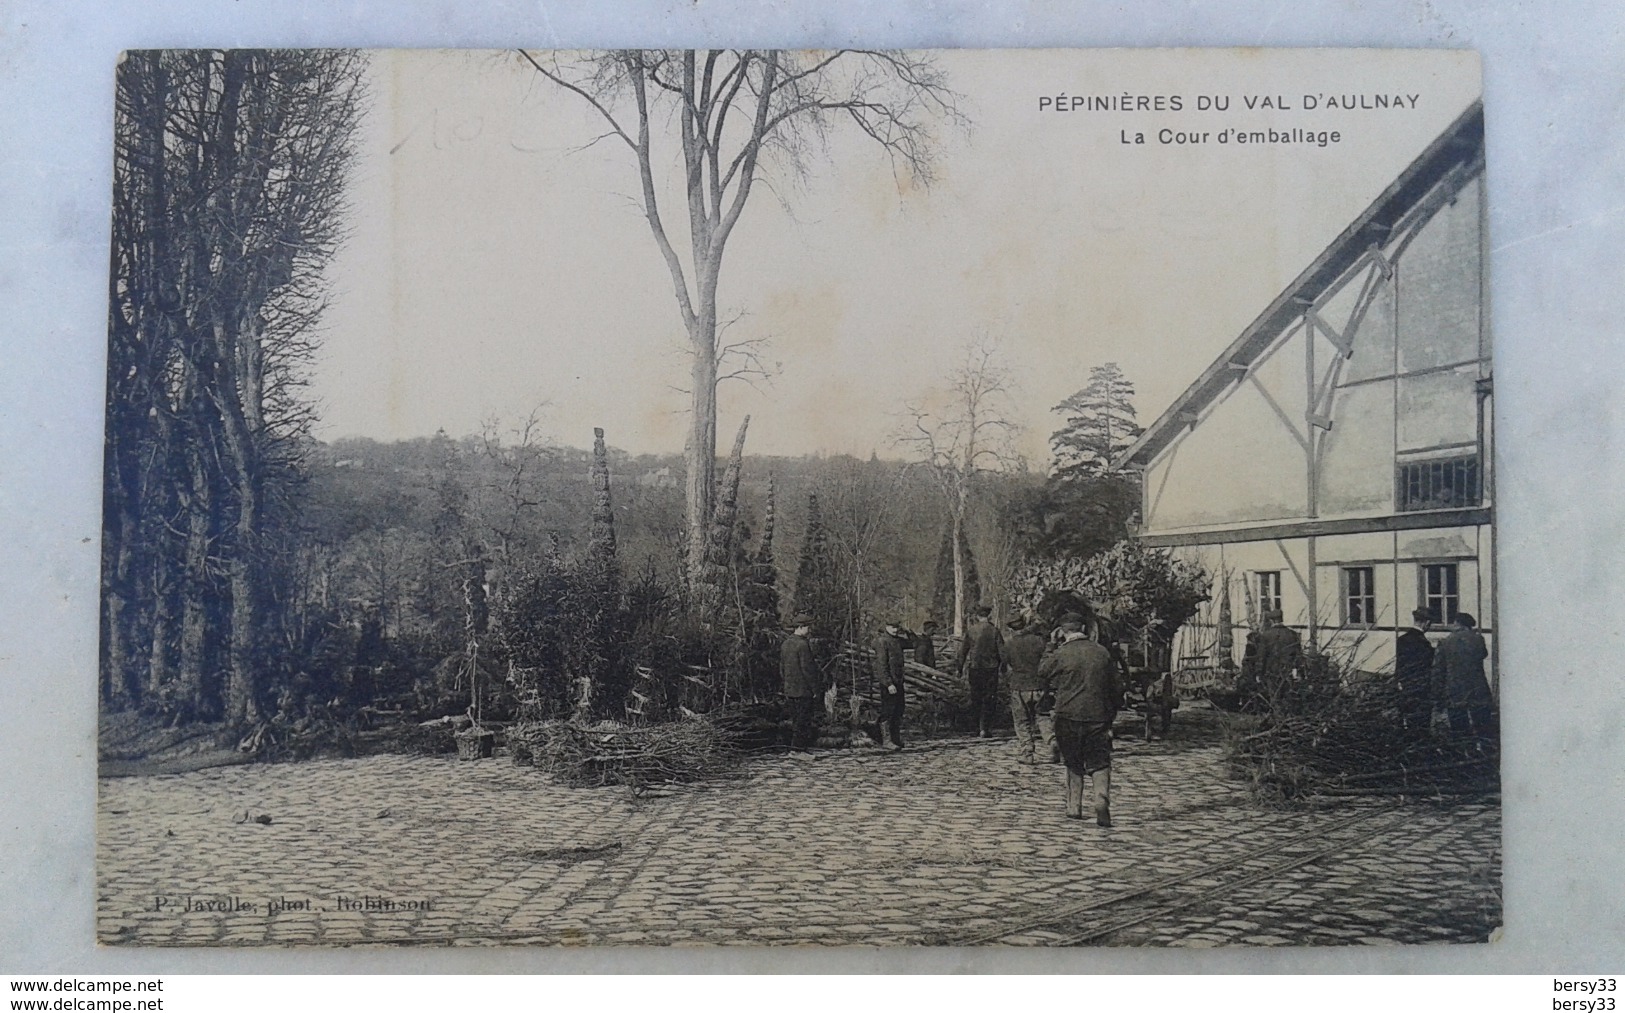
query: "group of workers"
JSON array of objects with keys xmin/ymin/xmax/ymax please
[
  {"xmin": 1241, "ymin": 606, "xmax": 1496, "ymax": 742},
  {"xmin": 1395, "ymin": 608, "xmax": 1497, "ymax": 740},
  {"xmin": 779, "ymin": 605, "xmax": 1127, "ymax": 828},
  {"xmin": 780, "ymin": 599, "xmax": 1498, "ymax": 829}
]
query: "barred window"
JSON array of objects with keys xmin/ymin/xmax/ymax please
[
  {"xmin": 1343, "ymin": 567, "xmax": 1376, "ymax": 626},
  {"xmin": 1397, "ymin": 454, "xmax": 1481, "ymax": 512},
  {"xmin": 1421, "ymin": 563, "xmax": 1459, "ymax": 624}
]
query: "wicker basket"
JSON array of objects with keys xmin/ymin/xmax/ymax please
[{"xmin": 454, "ymin": 728, "xmax": 495, "ymax": 761}]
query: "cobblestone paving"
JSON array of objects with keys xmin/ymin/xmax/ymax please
[{"xmin": 97, "ymin": 718, "xmax": 1501, "ymax": 947}]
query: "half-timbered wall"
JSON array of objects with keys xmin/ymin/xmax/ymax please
[{"xmin": 1136, "ymin": 157, "xmax": 1492, "ymax": 684}]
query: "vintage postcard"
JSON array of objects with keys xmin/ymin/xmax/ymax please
[{"xmin": 97, "ymin": 47, "xmax": 1498, "ymax": 947}]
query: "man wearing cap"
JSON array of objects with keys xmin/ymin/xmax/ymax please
[
  {"xmin": 1394, "ymin": 607, "xmax": 1436, "ymax": 734},
  {"xmin": 1004, "ymin": 615, "xmax": 1055, "ymax": 764},
  {"xmin": 781, "ymin": 614, "xmax": 822, "ymax": 751},
  {"xmin": 913, "ymin": 620, "xmax": 940, "ymax": 672},
  {"xmin": 1038, "ymin": 613, "xmax": 1123, "ymax": 826},
  {"xmin": 959, "ymin": 604, "xmax": 1007, "ymax": 738},
  {"xmin": 1432, "ymin": 611, "xmax": 1495, "ymax": 742},
  {"xmin": 872, "ymin": 620, "xmax": 908, "ymax": 751},
  {"xmin": 1254, "ymin": 609, "xmax": 1303, "ymax": 711}
]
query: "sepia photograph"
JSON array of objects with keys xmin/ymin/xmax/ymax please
[{"xmin": 94, "ymin": 47, "xmax": 1500, "ymax": 948}]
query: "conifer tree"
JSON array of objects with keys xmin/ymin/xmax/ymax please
[
  {"xmin": 587, "ymin": 427, "xmax": 619, "ymax": 581},
  {"xmin": 1024, "ymin": 362, "xmax": 1145, "ymax": 561},
  {"xmin": 696, "ymin": 416, "xmax": 750, "ymax": 620},
  {"xmin": 792, "ymin": 493, "xmax": 843, "ymax": 643},
  {"xmin": 745, "ymin": 474, "xmax": 780, "ymax": 625},
  {"xmin": 1050, "ymin": 363, "xmax": 1142, "ymax": 482}
]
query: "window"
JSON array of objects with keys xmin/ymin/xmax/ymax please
[
  {"xmin": 1255, "ymin": 571, "xmax": 1282, "ymax": 618},
  {"xmin": 1397, "ymin": 454, "xmax": 1481, "ymax": 512},
  {"xmin": 1343, "ymin": 567, "xmax": 1376, "ymax": 626},
  {"xmin": 1421, "ymin": 563, "xmax": 1459, "ymax": 624}
]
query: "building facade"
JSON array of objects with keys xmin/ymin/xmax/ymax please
[{"xmin": 1117, "ymin": 103, "xmax": 1493, "ymax": 688}]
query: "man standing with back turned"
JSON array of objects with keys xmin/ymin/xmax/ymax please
[
  {"xmin": 1433, "ymin": 611, "xmax": 1495, "ymax": 745},
  {"xmin": 1005, "ymin": 615, "xmax": 1055, "ymax": 764},
  {"xmin": 1038, "ymin": 613, "xmax": 1123, "ymax": 826},
  {"xmin": 914, "ymin": 620, "xmax": 939, "ymax": 672},
  {"xmin": 960, "ymin": 605, "xmax": 1006, "ymax": 738},
  {"xmin": 1394, "ymin": 607, "xmax": 1436, "ymax": 735},
  {"xmin": 781, "ymin": 614, "xmax": 822, "ymax": 751},
  {"xmin": 1255, "ymin": 609, "xmax": 1303, "ymax": 712}
]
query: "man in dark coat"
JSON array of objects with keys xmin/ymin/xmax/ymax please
[
  {"xmin": 959, "ymin": 604, "xmax": 1007, "ymax": 738},
  {"xmin": 1394, "ymin": 607, "xmax": 1436, "ymax": 733},
  {"xmin": 1004, "ymin": 615, "xmax": 1055, "ymax": 764},
  {"xmin": 1432, "ymin": 611, "xmax": 1495, "ymax": 742},
  {"xmin": 913, "ymin": 620, "xmax": 939, "ymax": 671},
  {"xmin": 780, "ymin": 613, "xmax": 822, "ymax": 750},
  {"xmin": 1237, "ymin": 628, "xmax": 1263, "ymax": 711},
  {"xmin": 872, "ymin": 621, "xmax": 908, "ymax": 750},
  {"xmin": 1254, "ymin": 610, "xmax": 1303, "ymax": 711},
  {"xmin": 1038, "ymin": 614, "xmax": 1123, "ymax": 826}
]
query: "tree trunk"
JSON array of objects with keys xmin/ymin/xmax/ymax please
[
  {"xmin": 951, "ymin": 510, "xmax": 966, "ymax": 637},
  {"xmin": 684, "ymin": 308, "xmax": 718, "ymax": 586},
  {"xmin": 217, "ymin": 310, "xmax": 266, "ymax": 728},
  {"xmin": 226, "ymin": 494, "xmax": 261, "ymax": 726},
  {"xmin": 177, "ymin": 438, "xmax": 213, "ymax": 718},
  {"xmin": 102, "ymin": 573, "xmax": 130, "ymax": 709},
  {"xmin": 102, "ymin": 500, "xmax": 144, "ymax": 709},
  {"xmin": 147, "ymin": 571, "xmax": 173, "ymax": 700}
]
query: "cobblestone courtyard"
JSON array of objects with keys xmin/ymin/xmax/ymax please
[{"xmin": 97, "ymin": 711, "xmax": 1501, "ymax": 948}]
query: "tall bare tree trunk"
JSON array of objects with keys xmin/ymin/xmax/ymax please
[
  {"xmin": 951, "ymin": 511, "xmax": 966, "ymax": 637},
  {"xmin": 147, "ymin": 570, "xmax": 173, "ymax": 699},
  {"xmin": 177, "ymin": 438, "xmax": 213, "ymax": 718},
  {"xmin": 101, "ymin": 558, "xmax": 132, "ymax": 708},
  {"xmin": 217, "ymin": 309, "xmax": 266, "ymax": 727},
  {"xmin": 684, "ymin": 279, "xmax": 719, "ymax": 585},
  {"xmin": 226, "ymin": 495, "xmax": 261, "ymax": 725}
]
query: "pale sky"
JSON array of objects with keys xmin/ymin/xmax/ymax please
[{"xmin": 314, "ymin": 48, "xmax": 1482, "ymax": 462}]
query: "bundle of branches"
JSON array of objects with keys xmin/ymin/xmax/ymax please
[
  {"xmin": 709, "ymin": 700, "xmax": 792, "ymax": 752},
  {"xmin": 509, "ymin": 718, "xmax": 739, "ymax": 789},
  {"xmin": 1226, "ymin": 681, "xmax": 1499, "ymax": 801}
]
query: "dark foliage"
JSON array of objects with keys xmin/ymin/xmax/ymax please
[
  {"xmin": 496, "ymin": 553, "xmax": 628, "ymax": 721},
  {"xmin": 791, "ymin": 493, "xmax": 845, "ymax": 647}
]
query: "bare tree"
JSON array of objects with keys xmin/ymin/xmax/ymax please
[
  {"xmin": 103, "ymin": 50, "xmax": 367, "ymax": 724},
  {"xmin": 475, "ymin": 405, "xmax": 555, "ymax": 568},
  {"xmin": 966, "ymin": 482, "xmax": 1027, "ymax": 628},
  {"xmin": 897, "ymin": 337, "xmax": 1023, "ymax": 636},
  {"xmin": 518, "ymin": 49, "xmax": 962, "ymax": 585}
]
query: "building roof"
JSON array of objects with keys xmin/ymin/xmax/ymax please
[{"xmin": 1114, "ymin": 101, "xmax": 1485, "ymax": 470}]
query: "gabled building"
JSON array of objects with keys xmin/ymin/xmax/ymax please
[{"xmin": 1115, "ymin": 101, "xmax": 1492, "ymax": 686}]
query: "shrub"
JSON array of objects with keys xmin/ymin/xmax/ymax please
[
  {"xmin": 1013, "ymin": 540, "xmax": 1210, "ymax": 644},
  {"xmin": 495, "ymin": 555, "xmax": 629, "ymax": 720}
]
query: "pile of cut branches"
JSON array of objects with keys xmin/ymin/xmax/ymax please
[
  {"xmin": 509, "ymin": 718, "xmax": 739, "ymax": 790},
  {"xmin": 1225, "ymin": 681, "xmax": 1499, "ymax": 801}
]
